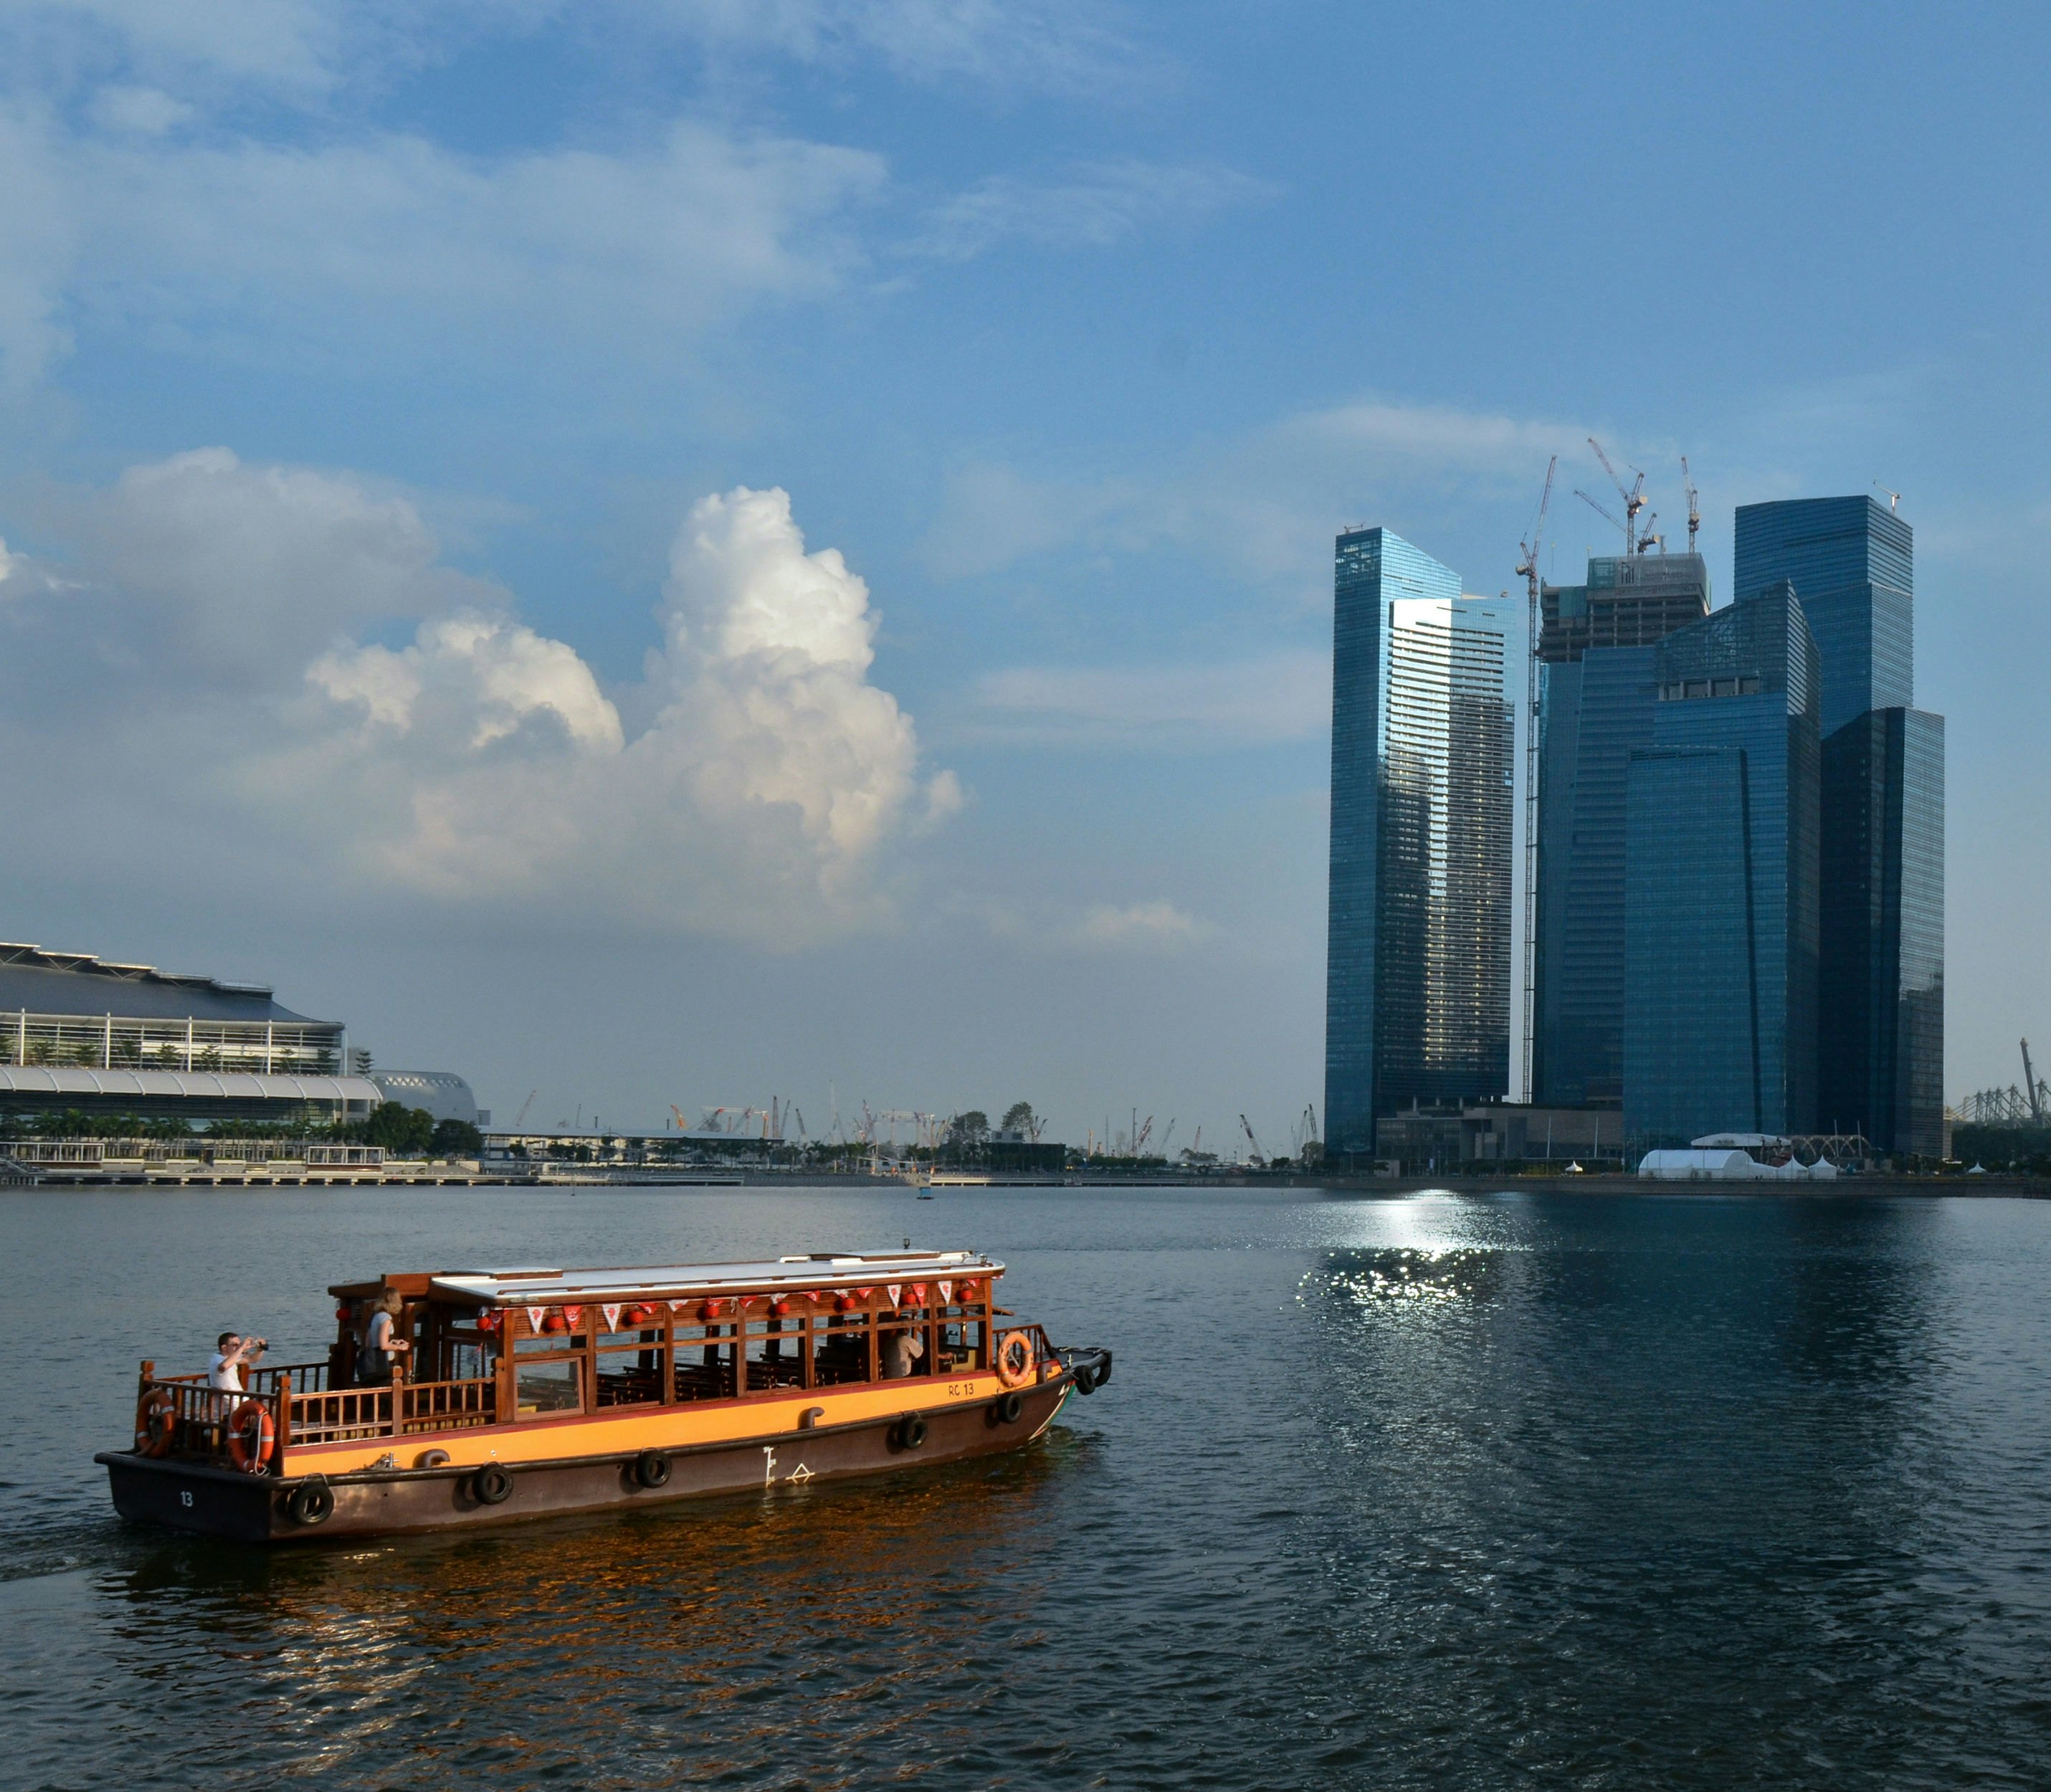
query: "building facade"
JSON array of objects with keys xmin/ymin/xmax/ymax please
[
  {"xmin": 0, "ymin": 942, "xmax": 377, "ymax": 1126},
  {"xmin": 1623, "ymin": 583, "xmax": 1822, "ymax": 1143},
  {"xmin": 1736, "ymin": 497, "xmax": 1943, "ymax": 1158},
  {"xmin": 1326, "ymin": 528, "xmax": 1513, "ymax": 1154},
  {"xmin": 1532, "ymin": 553, "xmax": 1711, "ymax": 1107}
]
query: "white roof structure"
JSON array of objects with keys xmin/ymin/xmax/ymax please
[
  {"xmin": 0, "ymin": 1066, "xmax": 379, "ymax": 1104},
  {"xmin": 431, "ymin": 1251, "xmax": 1000, "ymax": 1306},
  {"xmin": 1639, "ymin": 1148, "xmax": 1840, "ymax": 1182}
]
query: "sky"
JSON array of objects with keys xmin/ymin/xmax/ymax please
[{"xmin": 0, "ymin": 0, "xmax": 2045, "ymax": 1148}]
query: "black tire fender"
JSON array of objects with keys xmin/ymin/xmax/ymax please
[
  {"xmin": 634, "ymin": 1449, "xmax": 672, "ymax": 1489},
  {"xmin": 285, "ymin": 1479, "xmax": 335, "ymax": 1527},
  {"xmin": 1072, "ymin": 1363, "xmax": 1098, "ymax": 1396},
  {"xmin": 472, "ymin": 1462, "xmax": 514, "ymax": 1506},
  {"xmin": 994, "ymin": 1391, "xmax": 1025, "ymax": 1425},
  {"xmin": 894, "ymin": 1414, "xmax": 928, "ymax": 1451},
  {"xmin": 1094, "ymin": 1351, "xmax": 1113, "ymax": 1388}
]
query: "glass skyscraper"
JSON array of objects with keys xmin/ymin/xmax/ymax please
[
  {"xmin": 1326, "ymin": 528, "xmax": 1513, "ymax": 1155},
  {"xmin": 1819, "ymin": 709, "xmax": 1946, "ymax": 1154},
  {"xmin": 1624, "ymin": 582, "xmax": 1821, "ymax": 1143},
  {"xmin": 1738, "ymin": 497, "xmax": 1943, "ymax": 1157},
  {"xmin": 1532, "ymin": 553, "xmax": 1711, "ymax": 1107},
  {"xmin": 1735, "ymin": 497, "xmax": 1911, "ymax": 736}
]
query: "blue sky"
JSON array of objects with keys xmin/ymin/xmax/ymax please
[{"xmin": 0, "ymin": 1, "xmax": 2044, "ymax": 1146}]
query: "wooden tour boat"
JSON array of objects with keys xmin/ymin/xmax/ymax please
[{"xmin": 97, "ymin": 1249, "xmax": 1112, "ymax": 1542}]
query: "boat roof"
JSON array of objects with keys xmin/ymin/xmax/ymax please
[{"xmin": 425, "ymin": 1250, "xmax": 1001, "ymax": 1306}]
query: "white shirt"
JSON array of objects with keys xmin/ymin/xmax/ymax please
[
  {"xmin": 209, "ymin": 1352, "xmax": 244, "ymax": 1395},
  {"xmin": 883, "ymin": 1331, "xmax": 925, "ymax": 1378}
]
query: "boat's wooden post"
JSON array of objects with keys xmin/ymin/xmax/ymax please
[
  {"xmin": 866, "ymin": 1297, "xmax": 880, "ymax": 1383},
  {"xmin": 275, "ymin": 1375, "xmax": 292, "ymax": 1470},
  {"xmin": 801, "ymin": 1305, "xmax": 815, "ymax": 1391},
  {"xmin": 390, "ymin": 1356, "xmax": 405, "ymax": 1437},
  {"xmin": 659, "ymin": 1308, "xmax": 675, "ymax": 1405},
  {"xmin": 494, "ymin": 1317, "xmax": 515, "ymax": 1424}
]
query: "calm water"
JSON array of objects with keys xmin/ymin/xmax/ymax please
[{"xmin": 1, "ymin": 1183, "xmax": 2046, "ymax": 1790}]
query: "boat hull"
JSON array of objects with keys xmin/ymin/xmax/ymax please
[{"xmin": 97, "ymin": 1378, "xmax": 1077, "ymax": 1543}]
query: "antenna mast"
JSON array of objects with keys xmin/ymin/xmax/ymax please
[{"xmin": 1515, "ymin": 454, "xmax": 1556, "ymax": 1105}]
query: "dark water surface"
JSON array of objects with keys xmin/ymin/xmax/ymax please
[{"xmin": 1, "ymin": 1184, "xmax": 2046, "ymax": 1789}]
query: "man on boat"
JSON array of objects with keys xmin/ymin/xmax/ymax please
[
  {"xmin": 881, "ymin": 1320, "xmax": 925, "ymax": 1379},
  {"xmin": 209, "ymin": 1332, "xmax": 266, "ymax": 1414}
]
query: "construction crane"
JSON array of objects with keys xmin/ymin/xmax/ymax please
[
  {"xmin": 1515, "ymin": 457, "xmax": 1556, "ymax": 1105},
  {"xmin": 1680, "ymin": 456, "xmax": 1701, "ymax": 554},
  {"xmin": 1160, "ymin": 1119, "xmax": 1176, "ymax": 1156},
  {"xmin": 1133, "ymin": 1115, "xmax": 1154, "ymax": 1155},
  {"xmin": 2024, "ymin": 1040, "xmax": 2045, "ymax": 1125},
  {"xmin": 513, "ymin": 1090, "xmax": 537, "ymax": 1130},
  {"xmin": 1874, "ymin": 482, "xmax": 1902, "ymax": 512},
  {"xmin": 1239, "ymin": 1113, "xmax": 1266, "ymax": 1166},
  {"xmin": 1586, "ymin": 436, "xmax": 1647, "ymax": 555}
]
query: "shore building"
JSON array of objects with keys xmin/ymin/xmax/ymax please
[
  {"xmin": 368, "ymin": 1070, "xmax": 488, "ymax": 1128},
  {"xmin": 1531, "ymin": 553, "xmax": 1711, "ymax": 1108},
  {"xmin": 1624, "ymin": 582, "xmax": 1821, "ymax": 1143},
  {"xmin": 1736, "ymin": 497, "xmax": 1944, "ymax": 1157},
  {"xmin": 1325, "ymin": 527, "xmax": 1513, "ymax": 1155},
  {"xmin": 0, "ymin": 942, "xmax": 377, "ymax": 1128}
]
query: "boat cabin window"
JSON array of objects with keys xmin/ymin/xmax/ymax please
[
  {"xmin": 594, "ymin": 1326, "xmax": 667, "ymax": 1409},
  {"xmin": 515, "ymin": 1357, "xmax": 582, "ymax": 1416}
]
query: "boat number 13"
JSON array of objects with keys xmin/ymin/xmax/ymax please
[
  {"xmin": 179, "ymin": 1491, "xmax": 194, "ymax": 1507},
  {"xmin": 948, "ymin": 1381, "xmax": 976, "ymax": 1397}
]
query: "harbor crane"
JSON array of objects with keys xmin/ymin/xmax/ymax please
[
  {"xmin": 1681, "ymin": 456, "xmax": 1701, "ymax": 553},
  {"xmin": 2024, "ymin": 1041, "xmax": 2045, "ymax": 1125},
  {"xmin": 1586, "ymin": 436, "xmax": 1647, "ymax": 555},
  {"xmin": 1133, "ymin": 1114, "xmax": 1154, "ymax": 1155},
  {"xmin": 1516, "ymin": 457, "xmax": 1556, "ymax": 1105},
  {"xmin": 1160, "ymin": 1119, "xmax": 1176, "ymax": 1156},
  {"xmin": 513, "ymin": 1090, "xmax": 537, "ymax": 1130},
  {"xmin": 1239, "ymin": 1113, "xmax": 1267, "ymax": 1166}
]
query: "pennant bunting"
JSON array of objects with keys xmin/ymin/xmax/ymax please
[
  {"xmin": 910, "ymin": 1283, "xmax": 927, "ymax": 1303},
  {"xmin": 938, "ymin": 1280, "xmax": 953, "ymax": 1302},
  {"xmin": 602, "ymin": 1303, "xmax": 623, "ymax": 1331},
  {"xmin": 670, "ymin": 1298, "xmax": 691, "ymax": 1315},
  {"xmin": 886, "ymin": 1284, "xmax": 903, "ymax": 1306},
  {"xmin": 526, "ymin": 1306, "xmax": 546, "ymax": 1333},
  {"xmin": 562, "ymin": 1305, "xmax": 584, "ymax": 1327}
]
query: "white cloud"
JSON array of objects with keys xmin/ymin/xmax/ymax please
[
  {"xmin": 85, "ymin": 83, "xmax": 198, "ymax": 134},
  {"xmin": 912, "ymin": 159, "xmax": 1272, "ymax": 261},
  {"xmin": 1075, "ymin": 900, "xmax": 1204, "ymax": 951},
  {"xmin": 0, "ymin": 104, "xmax": 885, "ymax": 385},
  {"xmin": 0, "ymin": 457, "xmax": 952, "ymax": 943},
  {"xmin": 974, "ymin": 652, "xmax": 1328, "ymax": 748}
]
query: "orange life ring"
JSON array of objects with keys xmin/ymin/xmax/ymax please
[
  {"xmin": 227, "ymin": 1400, "xmax": 275, "ymax": 1473},
  {"xmin": 135, "ymin": 1389, "xmax": 179, "ymax": 1457},
  {"xmin": 995, "ymin": 1332, "xmax": 1036, "ymax": 1389}
]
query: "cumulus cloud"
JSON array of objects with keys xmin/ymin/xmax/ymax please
[
  {"xmin": 984, "ymin": 897, "xmax": 1209, "ymax": 953},
  {"xmin": 0, "ymin": 455, "xmax": 952, "ymax": 943}
]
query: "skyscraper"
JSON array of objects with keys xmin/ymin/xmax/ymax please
[
  {"xmin": 1736, "ymin": 496, "xmax": 1942, "ymax": 1157},
  {"xmin": 1531, "ymin": 553, "xmax": 1712, "ymax": 1107},
  {"xmin": 1326, "ymin": 528, "xmax": 1513, "ymax": 1155},
  {"xmin": 1624, "ymin": 583, "xmax": 1821, "ymax": 1143},
  {"xmin": 1735, "ymin": 497, "xmax": 1910, "ymax": 736}
]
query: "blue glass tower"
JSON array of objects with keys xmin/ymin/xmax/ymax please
[
  {"xmin": 1734, "ymin": 497, "xmax": 1910, "ymax": 737},
  {"xmin": 1326, "ymin": 529, "xmax": 1513, "ymax": 1155},
  {"xmin": 1736, "ymin": 497, "xmax": 1943, "ymax": 1158},
  {"xmin": 1624, "ymin": 583, "xmax": 1821, "ymax": 1143},
  {"xmin": 1532, "ymin": 553, "xmax": 1711, "ymax": 1107}
]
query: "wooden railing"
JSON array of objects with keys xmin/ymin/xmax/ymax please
[{"xmin": 287, "ymin": 1376, "xmax": 496, "ymax": 1444}]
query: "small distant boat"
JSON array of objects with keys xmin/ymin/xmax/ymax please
[{"xmin": 98, "ymin": 1250, "xmax": 1111, "ymax": 1543}]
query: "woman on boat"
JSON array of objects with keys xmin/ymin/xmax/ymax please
[{"xmin": 358, "ymin": 1290, "xmax": 412, "ymax": 1386}]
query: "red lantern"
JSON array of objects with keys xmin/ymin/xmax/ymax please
[
  {"xmin": 958, "ymin": 1280, "xmax": 979, "ymax": 1301},
  {"xmin": 541, "ymin": 1310, "xmax": 568, "ymax": 1334},
  {"xmin": 477, "ymin": 1310, "xmax": 501, "ymax": 1334},
  {"xmin": 833, "ymin": 1295, "xmax": 854, "ymax": 1314},
  {"xmin": 334, "ymin": 1304, "xmax": 351, "ymax": 1322},
  {"xmin": 769, "ymin": 1299, "xmax": 791, "ymax": 1317},
  {"xmin": 698, "ymin": 1299, "xmax": 723, "ymax": 1323},
  {"xmin": 622, "ymin": 1303, "xmax": 657, "ymax": 1325}
]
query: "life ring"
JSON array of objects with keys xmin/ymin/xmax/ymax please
[
  {"xmin": 227, "ymin": 1400, "xmax": 275, "ymax": 1474},
  {"xmin": 633, "ymin": 1449, "xmax": 671, "ymax": 1489},
  {"xmin": 286, "ymin": 1479, "xmax": 335, "ymax": 1527},
  {"xmin": 893, "ymin": 1414, "xmax": 928, "ymax": 1451},
  {"xmin": 472, "ymin": 1462, "xmax": 514, "ymax": 1505},
  {"xmin": 135, "ymin": 1389, "xmax": 179, "ymax": 1457},
  {"xmin": 995, "ymin": 1332, "xmax": 1036, "ymax": 1388}
]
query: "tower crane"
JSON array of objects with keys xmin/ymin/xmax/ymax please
[
  {"xmin": 1517, "ymin": 457, "xmax": 1556, "ymax": 1107},
  {"xmin": 2024, "ymin": 1040, "xmax": 2045, "ymax": 1125},
  {"xmin": 1681, "ymin": 456, "xmax": 1701, "ymax": 554},
  {"xmin": 1874, "ymin": 482, "xmax": 1902, "ymax": 512},
  {"xmin": 1161, "ymin": 1119, "xmax": 1176, "ymax": 1156},
  {"xmin": 514, "ymin": 1090, "xmax": 537, "ymax": 1130},
  {"xmin": 1239, "ymin": 1113, "xmax": 1267, "ymax": 1166},
  {"xmin": 1134, "ymin": 1114, "xmax": 1154, "ymax": 1155},
  {"xmin": 1586, "ymin": 437, "xmax": 1647, "ymax": 554}
]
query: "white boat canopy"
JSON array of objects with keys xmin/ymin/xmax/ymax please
[{"xmin": 429, "ymin": 1251, "xmax": 1000, "ymax": 1306}]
